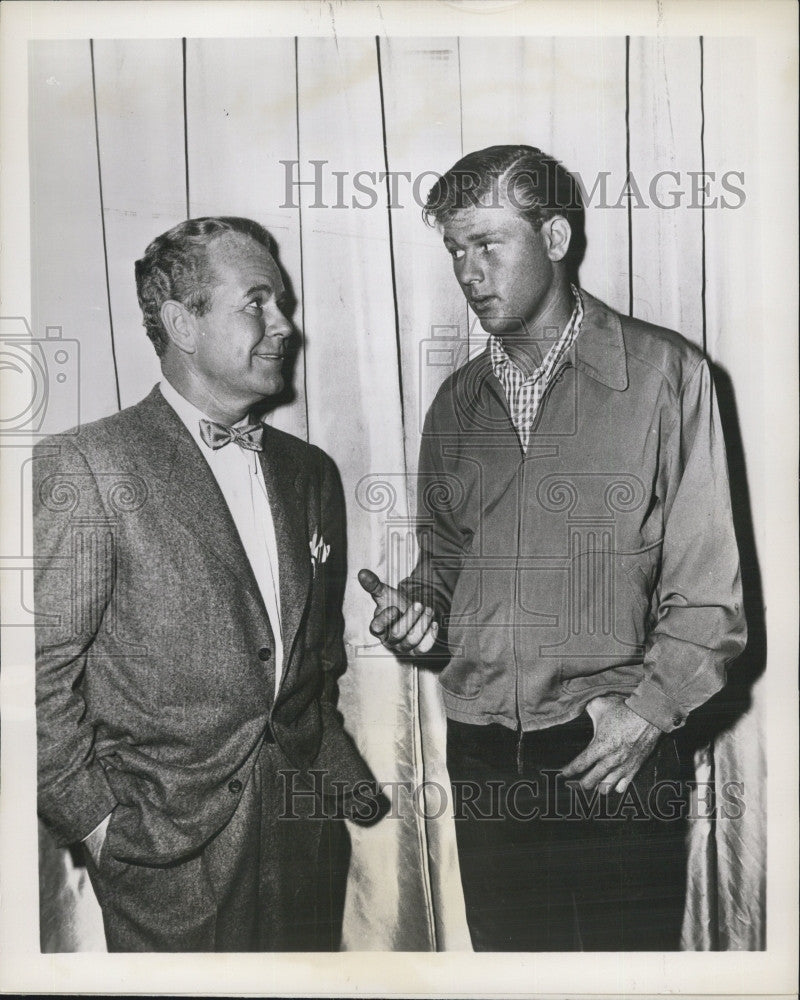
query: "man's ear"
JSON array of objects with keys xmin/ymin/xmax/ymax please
[
  {"xmin": 542, "ymin": 216, "xmax": 572, "ymax": 263},
  {"xmin": 160, "ymin": 300, "xmax": 197, "ymax": 355}
]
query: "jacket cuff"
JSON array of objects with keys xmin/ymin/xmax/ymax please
[
  {"xmin": 625, "ymin": 679, "xmax": 689, "ymax": 733},
  {"xmin": 40, "ymin": 763, "xmax": 119, "ymax": 846}
]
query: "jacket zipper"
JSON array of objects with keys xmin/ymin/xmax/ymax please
[
  {"xmin": 513, "ymin": 419, "xmax": 525, "ymax": 776},
  {"xmin": 513, "ymin": 361, "xmax": 572, "ymax": 776}
]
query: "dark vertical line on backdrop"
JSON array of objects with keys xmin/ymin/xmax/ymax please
[
  {"xmin": 699, "ymin": 36, "xmax": 707, "ymax": 355},
  {"xmin": 456, "ymin": 37, "xmax": 464, "ymax": 157},
  {"xmin": 89, "ymin": 38, "xmax": 122, "ymax": 412},
  {"xmin": 625, "ymin": 35, "xmax": 634, "ymax": 317},
  {"xmin": 456, "ymin": 37, "xmax": 470, "ymax": 352},
  {"xmin": 375, "ymin": 36, "xmax": 408, "ymax": 471},
  {"xmin": 182, "ymin": 38, "xmax": 190, "ymax": 218},
  {"xmin": 294, "ymin": 37, "xmax": 310, "ymax": 442}
]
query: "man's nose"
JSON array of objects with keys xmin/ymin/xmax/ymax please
[
  {"xmin": 265, "ymin": 304, "xmax": 292, "ymax": 338},
  {"xmin": 458, "ymin": 253, "xmax": 483, "ymax": 287}
]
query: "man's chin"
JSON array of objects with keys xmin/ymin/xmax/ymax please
[
  {"xmin": 250, "ymin": 373, "xmax": 285, "ymax": 402},
  {"xmin": 478, "ymin": 316, "xmax": 522, "ymax": 337},
  {"xmin": 261, "ymin": 375, "xmax": 285, "ymax": 398}
]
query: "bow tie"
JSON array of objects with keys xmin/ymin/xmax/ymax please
[{"xmin": 199, "ymin": 419, "xmax": 264, "ymax": 452}]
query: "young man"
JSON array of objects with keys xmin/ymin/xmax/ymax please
[
  {"xmin": 35, "ymin": 216, "xmax": 377, "ymax": 951},
  {"xmin": 361, "ymin": 145, "xmax": 746, "ymax": 950}
]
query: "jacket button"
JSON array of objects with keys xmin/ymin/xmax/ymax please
[
  {"xmin": 672, "ymin": 713, "xmax": 684, "ymax": 727},
  {"xmin": 258, "ymin": 646, "xmax": 271, "ymax": 661},
  {"xmin": 228, "ymin": 779, "xmax": 243, "ymax": 794}
]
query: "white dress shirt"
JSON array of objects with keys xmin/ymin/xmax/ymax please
[{"xmin": 159, "ymin": 377, "xmax": 284, "ymax": 695}]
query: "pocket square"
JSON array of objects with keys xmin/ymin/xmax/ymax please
[{"xmin": 309, "ymin": 530, "xmax": 330, "ymax": 576}]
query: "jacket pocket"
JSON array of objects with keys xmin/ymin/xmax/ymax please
[
  {"xmin": 90, "ymin": 805, "xmax": 123, "ymax": 880},
  {"xmin": 559, "ymin": 661, "xmax": 644, "ymax": 694},
  {"xmin": 438, "ymin": 657, "xmax": 484, "ymax": 700}
]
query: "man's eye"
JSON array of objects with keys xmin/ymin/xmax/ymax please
[
  {"xmin": 481, "ymin": 242, "xmax": 497, "ymax": 254},
  {"xmin": 449, "ymin": 248, "xmax": 465, "ymax": 260},
  {"xmin": 244, "ymin": 301, "xmax": 264, "ymax": 313}
]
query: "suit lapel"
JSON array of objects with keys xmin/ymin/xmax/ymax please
[
  {"xmin": 131, "ymin": 388, "xmax": 263, "ymax": 599},
  {"xmin": 258, "ymin": 427, "xmax": 311, "ymax": 680},
  {"xmin": 131, "ymin": 388, "xmax": 312, "ymax": 682}
]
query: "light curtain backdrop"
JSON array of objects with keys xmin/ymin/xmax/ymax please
[{"xmin": 30, "ymin": 35, "xmax": 765, "ymax": 951}]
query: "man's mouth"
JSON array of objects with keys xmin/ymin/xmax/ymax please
[{"xmin": 469, "ymin": 295, "xmax": 496, "ymax": 312}]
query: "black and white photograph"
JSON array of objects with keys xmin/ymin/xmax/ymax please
[{"xmin": 0, "ymin": 0, "xmax": 797, "ymax": 995}]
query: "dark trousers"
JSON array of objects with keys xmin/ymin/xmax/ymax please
[
  {"xmin": 86, "ymin": 738, "xmax": 349, "ymax": 952},
  {"xmin": 447, "ymin": 715, "xmax": 688, "ymax": 951}
]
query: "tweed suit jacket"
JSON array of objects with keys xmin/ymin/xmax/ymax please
[{"xmin": 34, "ymin": 386, "xmax": 374, "ymax": 866}]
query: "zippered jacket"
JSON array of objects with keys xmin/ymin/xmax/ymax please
[{"xmin": 401, "ymin": 292, "xmax": 746, "ymax": 733}]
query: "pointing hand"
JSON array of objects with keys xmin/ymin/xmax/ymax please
[{"xmin": 358, "ymin": 568, "xmax": 439, "ymax": 655}]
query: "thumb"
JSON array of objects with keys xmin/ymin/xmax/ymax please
[
  {"xmin": 358, "ymin": 568, "xmax": 387, "ymax": 603},
  {"xmin": 358, "ymin": 568, "xmax": 408, "ymax": 612}
]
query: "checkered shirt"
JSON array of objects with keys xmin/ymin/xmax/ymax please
[{"xmin": 489, "ymin": 284, "xmax": 584, "ymax": 453}]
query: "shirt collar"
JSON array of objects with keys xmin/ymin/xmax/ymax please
[
  {"xmin": 158, "ymin": 377, "xmax": 254, "ymax": 453},
  {"xmin": 489, "ymin": 283, "xmax": 583, "ymax": 381}
]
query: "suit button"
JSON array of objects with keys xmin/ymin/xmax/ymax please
[
  {"xmin": 228, "ymin": 778, "xmax": 243, "ymax": 794},
  {"xmin": 258, "ymin": 646, "xmax": 271, "ymax": 661},
  {"xmin": 672, "ymin": 713, "xmax": 684, "ymax": 727}
]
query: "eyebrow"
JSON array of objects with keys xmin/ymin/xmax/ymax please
[
  {"xmin": 443, "ymin": 229, "xmax": 503, "ymax": 245},
  {"xmin": 244, "ymin": 283, "xmax": 276, "ymax": 297}
]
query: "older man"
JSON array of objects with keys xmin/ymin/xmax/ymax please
[
  {"xmin": 35, "ymin": 216, "xmax": 377, "ymax": 951},
  {"xmin": 361, "ymin": 145, "xmax": 746, "ymax": 950}
]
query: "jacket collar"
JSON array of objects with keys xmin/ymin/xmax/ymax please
[
  {"xmin": 470, "ymin": 289, "xmax": 629, "ymax": 394},
  {"xmin": 570, "ymin": 290, "xmax": 629, "ymax": 391}
]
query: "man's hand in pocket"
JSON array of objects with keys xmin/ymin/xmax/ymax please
[{"xmin": 560, "ymin": 694, "xmax": 662, "ymax": 794}]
